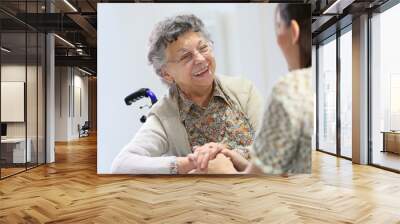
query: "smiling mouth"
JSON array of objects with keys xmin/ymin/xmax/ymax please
[{"xmin": 193, "ymin": 64, "xmax": 210, "ymax": 77}]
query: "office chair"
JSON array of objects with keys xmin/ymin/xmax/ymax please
[{"xmin": 79, "ymin": 121, "xmax": 90, "ymax": 138}]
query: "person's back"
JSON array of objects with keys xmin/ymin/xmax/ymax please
[
  {"xmin": 240, "ymin": 3, "xmax": 313, "ymax": 175},
  {"xmin": 251, "ymin": 67, "xmax": 313, "ymax": 174}
]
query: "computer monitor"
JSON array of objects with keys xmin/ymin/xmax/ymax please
[{"xmin": 1, "ymin": 123, "xmax": 7, "ymax": 137}]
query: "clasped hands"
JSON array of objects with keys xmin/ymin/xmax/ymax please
[
  {"xmin": 177, "ymin": 142, "xmax": 290, "ymax": 176},
  {"xmin": 178, "ymin": 142, "xmax": 247, "ymax": 174}
]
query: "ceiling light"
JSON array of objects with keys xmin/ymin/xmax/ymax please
[
  {"xmin": 54, "ymin": 34, "xmax": 75, "ymax": 48},
  {"xmin": 63, "ymin": 0, "xmax": 78, "ymax": 12},
  {"xmin": 78, "ymin": 67, "xmax": 93, "ymax": 76},
  {"xmin": 1, "ymin": 47, "xmax": 11, "ymax": 53},
  {"xmin": 323, "ymin": 0, "xmax": 354, "ymax": 15}
]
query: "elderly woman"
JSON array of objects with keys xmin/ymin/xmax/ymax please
[
  {"xmin": 191, "ymin": 3, "xmax": 314, "ymax": 175},
  {"xmin": 111, "ymin": 14, "xmax": 262, "ymax": 174}
]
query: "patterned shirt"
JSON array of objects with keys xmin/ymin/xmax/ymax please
[
  {"xmin": 174, "ymin": 79, "xmax": 255, "ymax": 159},
  {"xmin": 251, "ymin": 68, "xmax": 314, "ymax": 174}
]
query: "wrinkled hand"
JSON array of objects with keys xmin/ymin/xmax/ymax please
[
  {"xmin": 188, "ymin": 142, "xmax": 229, "ymax": 172},
  {"xmin": 189, "ymin": 154, "xmax": 238, "ymax": 174},
  {"xmin": 208, "ymin": 154, "xmax": 238, "ymax": 174}
]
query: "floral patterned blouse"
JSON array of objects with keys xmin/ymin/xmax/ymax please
[
  {"xmin": 251, "ymin": 67, "xmax": 314, "ymax": 174},
  {"xmin": 174, "ymin": 79, "xmax": 255, "ymax": 159}
]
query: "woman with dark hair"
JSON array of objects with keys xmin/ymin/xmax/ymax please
[
  {"xmin": 245, "ymin": 3, "xmax": 313, "ymax": 174},
  {"xmin": 189, "ymin": 3, "xmax": 314, "ymax": 174},
  {"xmin": 275, "ymin": 3, "xmax": 312, "ymax": 69}
]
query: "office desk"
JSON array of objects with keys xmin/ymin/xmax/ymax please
[
  {"xmin": 1, "ymin": 138, "xmax": 32, "ymax": 163},
  {"xmin": 381, "ymin": 131, "xmax": 400, "ymax": 154}
]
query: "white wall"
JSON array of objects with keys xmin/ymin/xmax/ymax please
[
  {"xmin": 55, "ymin": 67, "xmax": 68, "ymax": 141},
  {"xmin": 55, "ymin": 67, "xmax": 89, "ymax": 141},
  {"xmin": 1, "ymin": 64, "xmax": 46, "ymax": 164},
  {"xmin": 1, "ymin": 66, "xmax": 26, "ymax": 128},
  {"xmin": 72, "ymin": 72, "xmax": 89, "ymax": 138},
  {"xmin": 1, "ymin": 65, "xmax": 40, "ymax": 138},
  {"xmin": 97, "ymin": 3, "xmax": 288, "ymax": 174}
]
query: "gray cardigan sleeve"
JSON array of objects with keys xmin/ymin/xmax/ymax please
[
  {"xmin": 110, "ymin": 115, "xmax": 177, "ymax": 174},
  {"xmin": 245, "ymin": 81, "xmax": 264, "ymax": 132}
]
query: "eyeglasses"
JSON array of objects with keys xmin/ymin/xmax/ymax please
[{"xmin": 166, "ymin": 42, "xmax": 212, "ymax": 66}]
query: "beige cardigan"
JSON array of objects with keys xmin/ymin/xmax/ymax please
[{"xmin": 111, "ymin": 75, "xmax": 263, "ymax": 174}]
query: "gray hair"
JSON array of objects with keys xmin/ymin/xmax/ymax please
[{"xmin": 147, "ymin": 14, "xmax": 212, "ymax": 78}]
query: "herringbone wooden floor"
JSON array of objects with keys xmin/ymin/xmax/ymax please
[{"xmin": 1, "ymin": 135, "xmax": 400, "ymax": 224}]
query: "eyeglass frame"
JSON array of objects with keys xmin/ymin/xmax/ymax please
[{"xmin": 165, "ymin": 40, "xmax": 214, "ymax": 66}]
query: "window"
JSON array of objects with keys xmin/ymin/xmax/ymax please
[
  {"xmin": 339, "ymin": 28, "xmax": 352, "ymax": 158},
  {"xmin": 0, "ymin": 1, "xmax": 47, "ymax": 179},
  {"xmin": 370, "ymin": 2, "xmax": 400, "ymax": 171},
  {"xmin": 317, "ymin": 36, "xmax": 337, "ymax": 154}
]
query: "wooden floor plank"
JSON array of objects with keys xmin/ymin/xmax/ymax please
[{"xmin": 0, "ymin": 134, "xmax": 400, "ymax": 223}]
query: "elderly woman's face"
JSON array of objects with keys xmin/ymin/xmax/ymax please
[{"xmin": 162, "ymin": 31, "xmax": 216, "ymax": 92}]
